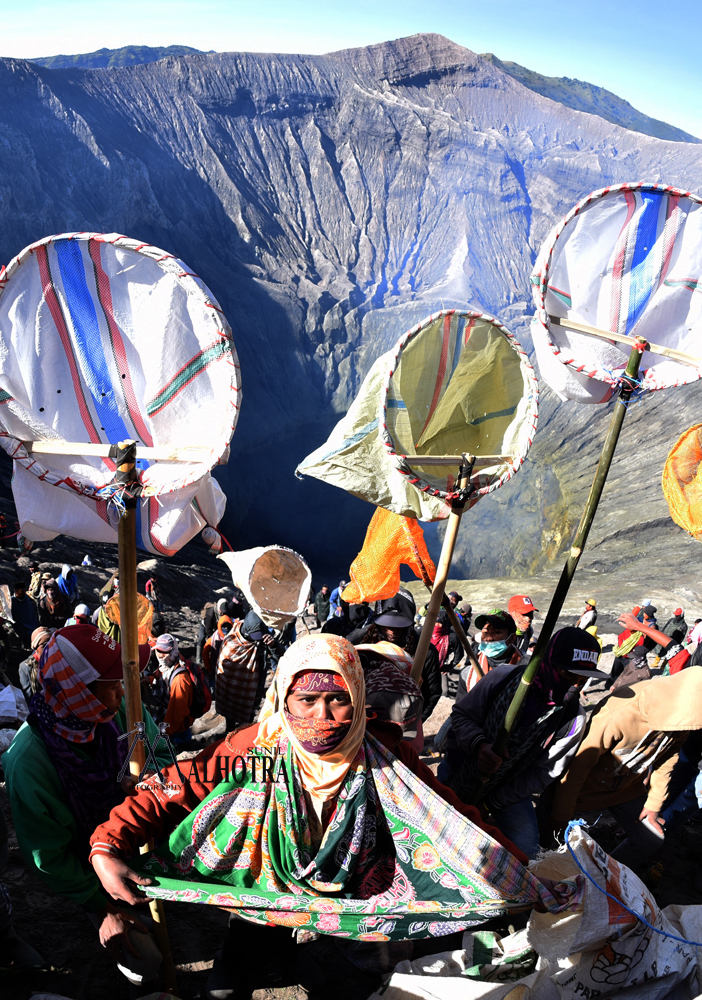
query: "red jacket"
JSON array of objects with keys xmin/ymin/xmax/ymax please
[{"xmin": 89, "ymin": 721, "xmax": 526, "ymax": 864}]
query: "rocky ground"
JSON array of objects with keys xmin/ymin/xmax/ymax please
[{"xmin": 2, "ymin": 549, "xmax": 702, "ymax": 999}]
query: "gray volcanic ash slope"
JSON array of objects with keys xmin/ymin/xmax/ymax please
[{"xmin": 0, "ymin": 33, "xmax": 701, "ymax": 582}]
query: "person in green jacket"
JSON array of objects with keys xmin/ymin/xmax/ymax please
[{"xmin": 2, "ymin": 623, "xmax": 171, "ymax": 991}]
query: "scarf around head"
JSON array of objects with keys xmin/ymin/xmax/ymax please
[
  {"xmin": 284, "ymin": 669, "xmax": 351, "ymax": 753},
  {"xmin": 31, "ymin": 632, "xmax": 116, "ymax": 743},
  {"xmin": 255, "ymin": 633, "xmax": 366, "ymax": 800},
  {"xmin": 28, "ymin": 633, "xmax": 127, "ymax": 846}
]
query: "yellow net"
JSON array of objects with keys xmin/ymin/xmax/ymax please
[
  {"xmin": 662, "ymin": 423, "xmax": 702, "ymax": 541},
  {"xmin": 342, "ymin": 507, "xmax": 436, "ymax": 604},
  {"xmin": 104, "ymin": 592, "xmax": 155, "ymax": 644}
]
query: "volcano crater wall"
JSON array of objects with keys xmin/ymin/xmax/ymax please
[{"xmin": 1, "ymin": 33, "xmax": 701, "ymax": 578}]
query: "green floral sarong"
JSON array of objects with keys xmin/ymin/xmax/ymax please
[{"xmin": 135, "ymin": 735, "xmax": 571, "ymax": 941}]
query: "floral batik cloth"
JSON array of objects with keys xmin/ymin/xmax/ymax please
[{"xmin": 134, "ymin": 733, "xmax": 581, "ymax": 941}]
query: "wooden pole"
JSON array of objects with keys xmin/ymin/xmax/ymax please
[
  {"xmin": 115, "ymin": 440, "xmax": 179, "ymax": 997},
  {"xmin": 411, "ymin": 461, "xmax": 472, "ymax": 684},
  {"xmin": 548, "ymin": 315, "xmax": 701, "ymax": 367},
  {"xmin": 442, "ymin": 599, "xmax": 484, "ymax": 680},
  {"xmin": 484, "ymin": 339, "xmax": 647, "ymax": 769}
]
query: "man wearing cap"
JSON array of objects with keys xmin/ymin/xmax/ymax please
[
  {"xmin": 508, "ymin": 595, "xmax": 538, "ymax": 654},
  {"xmin": 441, "ymin": 628, "xmax": 605, "ymax": 857},
  {"xmin": 575, "ymin": 599, "xmax": 597, "ymax": 631},
  {"xmin": 66, "ymin": 603, "xmax": 92, "ymax": 627},
  {"xmin": 456, "ymin": 608, "xmax": 523, "ymax": 702},
  {"xmin": 2, "ymin": 624, "xmax": 170, "ymax": 988},
  {"xmin": 154, "ymin": 634, "xmax": 196, "ymax": 742},
  {"xmin": 659, "ymin": 608, "xmax": 687, "ymax": 647},
  {"xmin": 552, "ymin": 649, "xmax": 702, "ymax": 870},
  {"xmin": 27, "ymin": 561, "xmax": 42, "ymax": 601}
]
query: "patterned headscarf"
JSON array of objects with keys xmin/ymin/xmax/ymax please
[
  {"xmin": 28, "ymin": 632, "xmax": 127, "ymax": 847},
  {"xmin": 155, "ymin": 633, "xmax": 179, "ymax": 669},
  {"xmin": 255, "ymin": 633, "xmax": 365, "ymax": 800},
  {"xmin": 32, "ymin": 631, "xmax": 116, "ymax": 743},
  {"xmin": 286, "ymin": 670, "xmax": 351, "ymax": 753}
]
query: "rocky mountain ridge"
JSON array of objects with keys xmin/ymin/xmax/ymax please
[
  {"xmin": 28, "ymin": 44, "xmax": 207, "ymax": 69},
  {"xmin": 0, "ymin": 33, "xmax": 701, "ymax": 587},
  {"xmin": 481, "ymin": 53, "xmax": 700, "ymax": 144}
]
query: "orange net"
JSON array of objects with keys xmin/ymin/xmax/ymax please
[
  {"xmin": 105, "ymin": 593, "xmax": 155, "ymax": 644},
  {"xmin": 662, "ymin": 423, "xmax": 702, "ymax": 541},
  {"xmin": 342, "ymin": 507, "xmax": 436, "ymax": 604}
]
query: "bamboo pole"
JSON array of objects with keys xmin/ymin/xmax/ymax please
[
  {"xmin": 115, "ymin": 440, "xmax": 179, "ymax": 997},
  {"xmin": 411, "ymin": 461, "xmax": 472, "ymax": 684},
  {"xmin": 484, "ymin": 339, "xmax": 647, "ymax": 771},
  {"xmin": 401, "ymin": 454, "xmax": 511, "ymax": 467},
  {"xmin": 25, "ymin": 440, "xmax": 213, "ymax": 463},
  {"xmin": 548, "ymin": 314, "xmax": 701, "ymax": 367},
  {"xmin": 438, "ymin": 596, "xmax": 484, "ymax": 680}
]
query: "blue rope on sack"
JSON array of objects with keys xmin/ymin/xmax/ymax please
[
  {"xmin": 564, "ymin": 819, "xmax": 702, "ymax": 948},
  {"xmin": 603, "ymin": 370, "xmax": 646, "ymax": 408}
]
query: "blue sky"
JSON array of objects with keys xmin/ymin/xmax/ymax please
[{"xmin": 3, "ymin": 0, "xmax": 701, "ymax": 138}]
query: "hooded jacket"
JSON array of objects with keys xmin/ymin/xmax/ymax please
[{"xmin": 552, "ymin": 668, "xmax": 702, "ymax": 823}]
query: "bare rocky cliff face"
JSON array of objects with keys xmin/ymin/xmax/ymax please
[{"xmin": 0, "ymin": 33, "xmax": 701, "ymax": 583}]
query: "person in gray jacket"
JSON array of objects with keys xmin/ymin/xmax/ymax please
[{"xmin": 438, "ymin": 627, "xmax": 607, "ymax": 858}]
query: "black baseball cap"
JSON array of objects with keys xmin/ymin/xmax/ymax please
[
  {"xmin": 374, "ymin": 608, "xmax": 414, "ymax": 629},
  {"xmin": 474, "ymin": 609, "xmax": 516, "ymax": 633},
  {"xmin": 548, "ymin": 627, "xmax": 608, "ymax": 678}
]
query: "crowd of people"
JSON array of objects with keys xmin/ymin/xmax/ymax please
[{"xmin": 1, "ymin": 559, "xmax": 702, "ymax": 998}]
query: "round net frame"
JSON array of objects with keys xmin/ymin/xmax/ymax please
[
  {"xmin": 0, "ymin": 232, "xmax": 240, "ymax": 504},
  {"xmin": 531, "ymin": 182, "xmax": 702, "ymax": 396},
  {"xmin": 379, "ymin": 309, "xmax": 538, "ymax": 502}
]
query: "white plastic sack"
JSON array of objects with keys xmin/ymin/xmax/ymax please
[
  {"xmin": 371, "ymin": 826, "xmax": 702, "ymax": 1000},
  {"xmin": 531, "ymin": 182, "xmax": 702, "ymax": 403},
  {"xmin": 297, "ymin": 310, "xmax": 538, "ymax": 521},
  {"xmin": 0, "ymin": 683, "xmax": 29, "ymax": 723},
  {"xmin": 218, "ymin": 545, "xmax": 311, "ymax": 629},
  {"xmin": 0, "ymin": 232, "xmax": 239, "ymax": 553}
]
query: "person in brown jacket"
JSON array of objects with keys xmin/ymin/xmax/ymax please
[{"xmin": 551, "ymin": 663, "xmax": 702, "ymax": 869}]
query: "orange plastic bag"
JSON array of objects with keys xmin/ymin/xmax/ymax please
[
  {"xmin": 104, "ymin": 592, "xmax": 154, "ymax": 645},
  {"xmin": 342, "ymin": 507, "xmax": 436, "ymax": 604},
  {"xmin": 662, "ymin": 424, "xmax": 702, "ymax": 541}
]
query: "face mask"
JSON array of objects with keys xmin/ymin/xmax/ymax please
[{"xmin": 479, "ymin": 639, "xmax": 509, "ymax": 657}]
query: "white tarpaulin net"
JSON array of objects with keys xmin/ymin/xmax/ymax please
[
  {"xmin": 219, "ymin": 546, "xmax": 311, "ymax": 629},
  {"xmin": 531, "ymin": 182, "xmax": 702, "ymax": 403},
  {"xmin": 0, "ymin": 232, "xmax": 239, "ymax": 554},
  {"xmin": 296, "ymin": 310, "xmax": 538, "ymax": 520}
]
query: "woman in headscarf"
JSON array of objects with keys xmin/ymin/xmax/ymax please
[
  {"xmin": 90, "ymin": 634, "xmax": 571, "ymax": 998},
  {"xmin": 202, "ymin": 615, "xmax": 234, "ymax": 678},
  {"xmin": 2, "ymin": 624, "xmax": 169, "ymax": 989},
  {"xmin": 56, "ymin": 563, "xmax": 80, "ymax": 604}
]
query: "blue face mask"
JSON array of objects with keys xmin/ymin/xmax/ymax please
[{"xmin": 479, "ymin": 639, "xmax": 509, "ymax": 657}]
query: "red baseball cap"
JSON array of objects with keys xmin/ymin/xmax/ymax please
[
  {"xmin": 508, "ymin": 595, "xmax": 538, "ymax": 615},
  {"xmin": 55, "ymin": 624, "xmax": 150, "ymax": 683}
]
